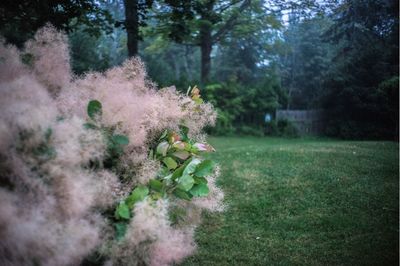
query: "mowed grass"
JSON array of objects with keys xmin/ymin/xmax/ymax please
[{"xmin": 180, "ymin": 137, "xmax": 399, "ymax": 266}]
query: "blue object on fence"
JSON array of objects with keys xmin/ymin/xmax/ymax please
[{"xmin": 264, "ymin": 113, "xmax": 272, "ymax": 123}]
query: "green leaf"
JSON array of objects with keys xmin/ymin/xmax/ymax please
[
  {"xmin": 112, "ymin": 134, "xmax": 129, "ymax": 145},
  {"xmin": 172, "ymin": 165, "xmax": 185, "ymax": 180},
  {"xmin": 173, "ymin": 188, "xmax": 193, "ymax": 201},
  {"xmin": 172, "ymin": 150, "xmax": 190, "ymax": 160},
  {"xmin": 156, "ymin": 141, "xmax": 169, "ymax": 156},
  {"xmin": 159, "ymin": 129, "xmax": 168, "ymax": 140},
  {"xmin": 162, "ymin": 157, "xmax": 178, "ymax": 170},
  {"xmin": 157, "ymin": 166, "xmax": 170, "ymax": 179},
  {"xmin": 44, "ymin": 128, "xmax": 52, "ymax": 141},
  {"xmin": 87, "ymin": 100, "xmax": 102, "ymax": 120},
  {"xmin": 184, "ymin": 142, "xmax": 192, "ymax": 151},
  {"xmin": 171, "ymin": 157, "xmax": 193, "ymax": 180},
  {"xmin": 179, "ymin": 125, "xmax": 189, "ymax": 141},
  {"xmin": 115, "ymin": 222, "xmax": 127, "ymax": 241},
  {"xmin": 194, "ymin": 98, "xmax": 203, "ymax": 105},
  {"xmin": 177, "ymin": 174, "xmax": 195, "ymax": 191},
  {"xmin": 21, "ymin": 53, "xmax": 35, "ymax": 66},
  {"xmin": 179, "ymin": 125, "xmax": 189, "ymax": 135},
  {"xmin": 83, "ymin": 122, "xmax": 97, "ymax": 130},
  {"xmin": 189, "ymin": 183, "xmax": 209, "ymax": 197},
  {"xmin": 163, "ymin": 174, "xmax": 172, "ymax": 180},
  {"xmin": 126, "ymin": 185, "xmax": 149, "ymax": 208},
  {"xmin": 33, "ymin": 144, "xmax": 56, "ymax": 160},
  {"xmin": 115, "ymin": 201, "xmax": 130, "ymax": 220},
  {"xmin": 149, "ymin": 179, "xmax": 163, "ymax": 192},
  {"xmin": 194, "ymin": 160, "xmax": 215, "ymax": 177},
  {"xmin": 194, "ymin": 176, "xmax": 208, "ymax": 184},
  {"xmin": 183, "ymin": 158, "xmax": 201, "ymax": 176}
]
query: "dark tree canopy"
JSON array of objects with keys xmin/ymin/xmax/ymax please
[
  {"xmin": 0, "ymin": 0, "xmax": 397, "ymax": 139},
  {"xmin": 0, "ymin": 0, "xmax": 113, "ymax": 46},
  {"xmin": 154, "ymin": 0, "xmax": 259, "ymax": 83},
  {"xmin": 322, "ymin": 0, "xmax": 399, "ymax": 139}
]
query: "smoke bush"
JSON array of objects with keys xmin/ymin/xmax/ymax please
[{"xmin": 0, "ymin": 25, "xmax": 223, "ymax": 266}]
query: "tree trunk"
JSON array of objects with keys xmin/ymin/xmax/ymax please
[
  {"xmin": 200, "ymin": 27, "xmax": 212, "ymax": 84},
  {"xmin": 183, "ymin": 45, "xmax": 193, "ymax": 81},
  {"xmin": 170, "ymin": 52, "xmax": 180, "ymax": 81},
  {"xmin": 198, "ymin": 0, "xmax": 251, "ymax": 84},
  {"xmin": 124, "ymin": 0, "xmax": 139, "ymax": 57}
]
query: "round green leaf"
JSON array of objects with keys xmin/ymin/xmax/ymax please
[
  {"xmin": 126, "ymin": 185, "xmax": 149, "ymax": 208},
  {"xmin": 173, "ymin": 188, "xmax": 193, "ymax": 201},
  {"xmin": 194, "ymin": 176, "xmax": 208, "ymax": 184},
  {"xmin": 115, "ymin": 201, "xmax": 130, "ymax": 220},
  {"xmin": 171, "ymin": 165, "xmax": 185, "ymax": 180},
  {"xmin": 179, "ymin": 125, "xmax": 189, "ymax": 141},
  {"xmin": 83, "ymin": 122, "xmax": 97, "ymax": 130},
  {"xmin": 189, "ymin": 183, "xmax": 209, "ymax": 197},
  {"xmin": 149, "ymin": 179, "xmax": 163, "ymax": 192},
  {"xmin": 183, "ymin": 158, "xmax": 201, "ymax": 176},
  {"xmin": 177, "ymin": 174, "xmax": 195, "ymax": 191},
  {"xmin": 194, "ymin": 160, "xmax": 215, "ymax": 177},
  {"xmin": 21, "ymin": 53, "xmax": 35, "ymax": 66},
  {"xmin": 156, "ymin": 141, "xmax": 169, "ymax": 156},
  {"xmin": 159, "ymin": 129, "xmax": 168, "ymax": 140},
  {"xmin": 115, "ymin": 222, "xmax": 128, "ymax": 241},
  {"xmin": 163, "ymin": 157, "xmax": 178, "ymax": 170},
  {"xmin": 112, "ymin": 134, "xmax": 129, "ymax": 145},
  {"xmin": 172, "ymin": 150, "xmax": 190, "ymax": 160},
  {"xmin": 87, "ymin": 100, "xmax": 102, "ymax": 120}
]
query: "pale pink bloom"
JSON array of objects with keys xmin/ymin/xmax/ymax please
[{"xmin": 0, "ymin": 24, "xmax": 223, "ymax": 266}]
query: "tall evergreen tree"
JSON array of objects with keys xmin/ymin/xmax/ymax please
[{"xmin": 323, "ymin": 0, "xmax": 399, "ymax": 139}]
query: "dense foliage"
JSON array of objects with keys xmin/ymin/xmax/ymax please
[
  {"xmin": 0, "ymin": 0, "xmax": 113, "ymax": 46},
  {"xmin": 1, "ymin": 1, "xmax": 397, "ymax": 138},
  {"xmin": 322, "ymin": 0, "xmax": 399, "ymax": 139}
]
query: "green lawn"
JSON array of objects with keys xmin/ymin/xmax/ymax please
[{"xmin": 181, "ymin": 137, "xmax": 399, "ymax": 266}]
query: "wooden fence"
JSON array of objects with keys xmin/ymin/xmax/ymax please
[{"xmin": 276, "ymin": 109, "xmax": 325, "ymax": 135}]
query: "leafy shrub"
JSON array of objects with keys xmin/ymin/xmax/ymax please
[
  {"xmin": 236, "ymin": 125, "xmax": 265, "ymax": 136},
  {"xmin": 209, "ymin": 108, "xmax": 236, "ymax": 135},
  {"xmin": 0, "ymin": 25, "xmax": 223, "ymax": 266},
  {"xmin": 203, "ymin": 83, "xmax": 242, "ymax": 136},
  {"xmin": 203, "ymin": 82, "xmax": 281, "ymax": 136},
  {"xmin": 264, "ymin": 120, "xmax": 279, "ymax": 135},
  {"xmin": 324, "ymin": 76, "xmax": 399, "ymax": 140},
  {"xmin": 276, "ymin": 119, "xmax": 299, "ymax": 137}
]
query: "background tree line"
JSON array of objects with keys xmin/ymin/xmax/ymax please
[{"xmin": 1, "ymin": 0, "xmax": 398, "ymax": 139}]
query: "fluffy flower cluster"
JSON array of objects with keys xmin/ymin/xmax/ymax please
[{"xmin": 0, "ymin": 25, "xmax": 223, "ymax": 266}]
